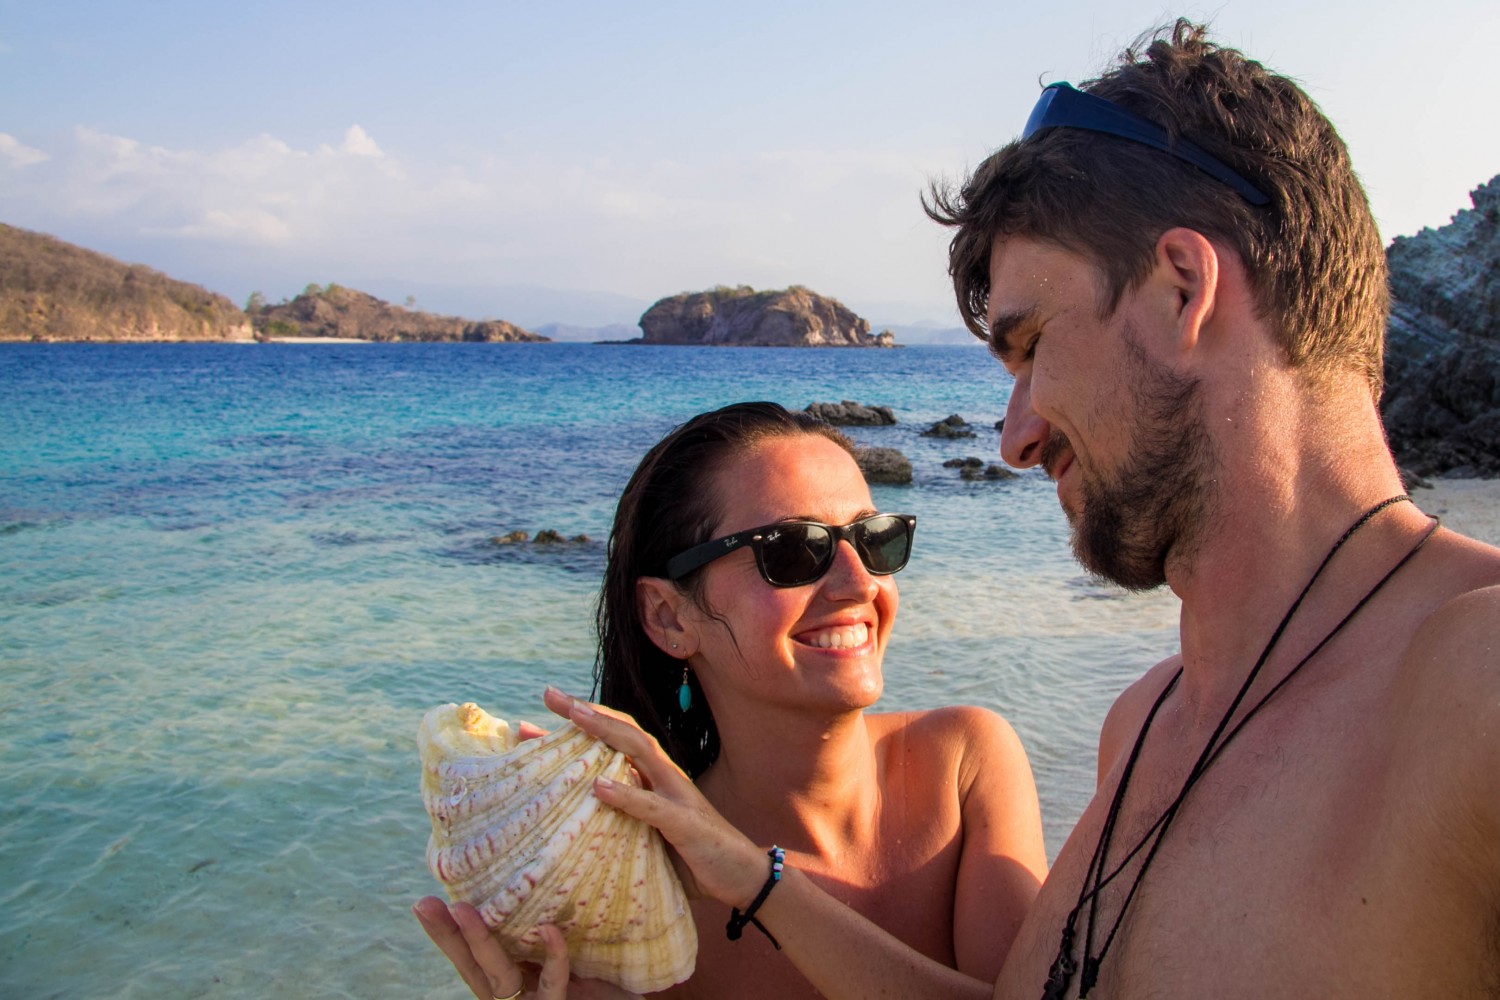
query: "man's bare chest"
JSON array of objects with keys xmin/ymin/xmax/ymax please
[{"xmin": 1017, "ymin": 712, "xmax": 1492, "ymax": 999}]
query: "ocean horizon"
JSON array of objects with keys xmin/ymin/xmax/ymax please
[{"xmin": 0, "ymin": 342, "xmax": 1179, "ymax": 998}]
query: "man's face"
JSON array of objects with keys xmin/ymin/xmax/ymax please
[{"xmin": 986, "ymin": 235, "xmax": 1216, "ymax": 590}]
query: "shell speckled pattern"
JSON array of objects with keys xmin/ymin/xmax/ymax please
[{"xmin": 418, "ymin": 702, "xmax": 697, "ymax": 993}]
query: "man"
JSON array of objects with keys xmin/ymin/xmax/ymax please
[{"xmin": 926, "ymin": 19, "xmax": 1500, "ymax": 1000}]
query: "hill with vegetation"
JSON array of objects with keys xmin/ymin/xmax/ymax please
[
  {"xmin": 250, "ymin": 285, "xmax": 548, "ymax": 342},
  {"xmin": 638, "ymin": 285, "xmax": 896, "ymax": 347},
  {"xmin": 0, "ymin": 223, "xmax": 252, "ymax": 342}
]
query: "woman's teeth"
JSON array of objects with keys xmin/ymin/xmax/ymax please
[{"xmin": 805, "ymin": 623, "xmax": 869, "ymax": 649}]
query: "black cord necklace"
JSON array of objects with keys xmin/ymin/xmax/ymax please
[{"xmin": 1041, "ymin": 495, "xmax": 1439, "ymax": 1000}]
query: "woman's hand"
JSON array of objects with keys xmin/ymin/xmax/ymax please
[
  {"xmin": 411, "ymin": 899, "xmax": 643, "ymax": 1000},
  {"xmin": 541, "ymin": 687, "xmax": 769, "ymax": 910},
  {"xmin": 412, "ymin": 898, "xmax": 562, "ymax": 999}
]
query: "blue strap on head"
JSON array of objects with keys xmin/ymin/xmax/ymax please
[{"xmin": 1022, "ymin": 82, "xmax": 1271, "ymax": 206}]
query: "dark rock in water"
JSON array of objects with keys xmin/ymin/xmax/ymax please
[
  {"xmin": 491, "ymin": 529, "xmax": 590, "ymax": 546},
  {"xmin": 959, "ymin": 464, "xmax": 1013, "ymax": 480},
  {"xmin": 947, "ymin": 455, "xmax": 1016, "ymax": 480},
  {"xmin": 994, "ymin": 418, "xmax": 1005, "ymax": 433},
  {"xmin": 452, "ymin": 533, "xmax": 605, "ymax": 574},
  {"xmin": 923, "ymin": 414, "xmax": 976, "ymax": 439},
  {"xmin": 805, "ymin": 400, "xmax": 897, "ymax": 426},
  {"xmin": 855, "ymin": 447, "xmax": 912, "ymax": 484},
  {"xmin": 1381, "ymin": 175, "xmax": 1500, "ymax": 478}
]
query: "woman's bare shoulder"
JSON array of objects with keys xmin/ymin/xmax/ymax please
[
  {"xmin": 865, "ymin": 704, "xmax": 1017, "ymax": 741},
  {"xmin": 866, "ymin": 706, "xmax": 1029, "ymax": 782}
]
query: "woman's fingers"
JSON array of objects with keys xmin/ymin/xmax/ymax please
[
  {"xmin": 412, "ymin": 897, "xmax": 492, "ymax": 999},
  {"xmin": 517, "ymin": 721, "xmax": 549, "ymax": 741},
  {"xmin": 532, "ymin": 924, "xmax": 571, "ymax": 999},
  {"xmin": 453, "ymin": 904, "xmax": 531, "ymax": 998},
  {"xmin": 413, "ymin": 897, "xmax": 529, "ymax": 1000},
  {"xmin": 543, "ymin": 689, "xmax": 688, "ymax": 792},
  {"xmin": 537, "ymin": 688, "xmax": 765, "ymax": 909}
]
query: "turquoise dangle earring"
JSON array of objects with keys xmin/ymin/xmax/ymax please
[{"xmin": 677, "ymin": 658, "xmax": 692, "ymax": 712}]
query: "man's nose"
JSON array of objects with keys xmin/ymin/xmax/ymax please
[{"xmin": 999, "ymin": 376, "xmax": 1050, "ymax": 469}]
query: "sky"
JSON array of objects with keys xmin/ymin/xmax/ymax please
[{"xmin": 3, "ymin": 0, "xmax": 1498, "ymax": 329}]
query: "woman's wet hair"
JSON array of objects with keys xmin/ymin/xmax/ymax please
[{"xmin": 593, "ymin": 401, "xmax": 854, "ymax": 778}]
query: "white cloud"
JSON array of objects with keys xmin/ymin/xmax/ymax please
[
  {"xmin": 147, "ymin": 207, "xmax": 293, "ymax": 243},
  {"xmin": 0, "ymin": 123, "xmax": 963, "ymax": 317},
  {"xmin": 338, "ymin": 125, "xmax": 382, "ymax": 158},
  {"xmin": 0, "ymin": 133, "xmax": 49, "ymax": 168}
]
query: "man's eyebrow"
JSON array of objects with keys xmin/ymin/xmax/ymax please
[{"xmin": 985, "ymin": 308, "xmax": 1037, "ymax": 366}]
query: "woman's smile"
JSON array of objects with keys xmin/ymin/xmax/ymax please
[{"xmin": 794, "ymin": 621, "xmax": 872, "ymax": 651}]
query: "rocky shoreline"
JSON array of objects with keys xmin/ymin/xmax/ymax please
[{"xmin": 1381, "ymin": 175, "xmax": 1500, "ymax": 478}]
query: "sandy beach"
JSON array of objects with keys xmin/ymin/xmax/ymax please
[
  {"xmin": 264, "ymin": 336, "xmax": 371, "ymax": 343},
  {"xmin": 1412, "ymin": 477, "xmax": 1500, "ymax": 544}
]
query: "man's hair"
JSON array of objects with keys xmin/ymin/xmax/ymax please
[{"xmin": 926, "ymin": 20, "xmax": 1388, "ymax": 395}]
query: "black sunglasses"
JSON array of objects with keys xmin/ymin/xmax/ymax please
[
  {"xmin": 1022, "ymin": 82, "xmax": 1271, "ymax": 206},
  {"xmin": 664, "ymin": 513, "xmax": 917, "ymax": 588}
]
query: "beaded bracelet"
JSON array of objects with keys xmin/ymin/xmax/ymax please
[{"xmin": 725, "ymin": 845, "xmax": 785, "ymax": 950}]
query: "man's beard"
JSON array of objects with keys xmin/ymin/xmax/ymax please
[{"xmin": 1047, "ymin": 341, "xmax": 1217, "ymax": 591}]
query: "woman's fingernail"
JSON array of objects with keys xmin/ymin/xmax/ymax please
[
  {"xmin": 411, "ymin": 905, "xmax": 429, "ymax": 925},
  {"xmin": 544, "ymin": 684, "xmax": 565, "ymax": 698},
  {"xmin": 571, "ymin": 701, "xmax": 596, "ymax": 718},
  {"xmin": 595, "ymin": 777, "xmax": 615, "ymax": 790}
]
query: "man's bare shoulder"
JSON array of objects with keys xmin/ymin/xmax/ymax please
[
  {"xmin": 1392, "ymin": 534, "xmax": 1500, "ymax": 889},
  {"xmin": 1091, "ymin": 656, "xmax": 1182, "ymax": 788},
  {"xmin": 1403, "ymin": 527, "xmax": 1500, "ymax": 692},
  {"xmin": 1398, "ymin": 571, "xmax": 1500, "ymax": 739}
]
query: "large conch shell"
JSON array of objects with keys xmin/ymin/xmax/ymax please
[{"xmin": 418, "ymin": 702, "xmax": 697, "ymax": 993}]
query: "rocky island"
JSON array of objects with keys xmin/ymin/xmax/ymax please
[
  {"xmin": 0, "ymin": 223, "xmax": 252, "ymax": 342},
  {"xmin": 1381, "ymin": 174, "xmax": 1500, "ymax": 478},
  {"xmin": 250, "ymin": 285, "xmax": 548, "ymax": 343},
  {"xmin": 637, "ymin": 285, "xmax": 896, "ymax": 347}
]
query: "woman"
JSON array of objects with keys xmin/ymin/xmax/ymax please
[{"xmin": 414, "ymin": 402, "xmax": 1047, "ymax": 999}]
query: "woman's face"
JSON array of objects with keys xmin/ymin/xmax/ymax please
[{"xmin": 684, "ymin": 433, "xmax": 898, "ymax": 716}]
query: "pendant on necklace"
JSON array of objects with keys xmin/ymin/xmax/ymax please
[
  {"xmin": 1042, "ymin": 953, "xmax": 1075, "ymax": 1000},
  {"xmin": 1080, "ymin": 956, "xmax": 1102, "ymax": 995}
]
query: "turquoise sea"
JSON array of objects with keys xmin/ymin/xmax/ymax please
[{"xmin": 0, "ymin": 343, "xmax": 1179, "ymax": 998}]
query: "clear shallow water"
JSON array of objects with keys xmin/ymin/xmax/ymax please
[{"xmin": 0, "ymin": 343, "xmax": 1178, "ymax": 998}]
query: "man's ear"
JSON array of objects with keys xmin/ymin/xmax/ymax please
[
  {"xmin": 1153, "ymin": 227, "xmax": 1219, "ymax": 356},
  {"xmin": 636, "ymin": 576, "xmax": 699, "ymax": 657}
]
